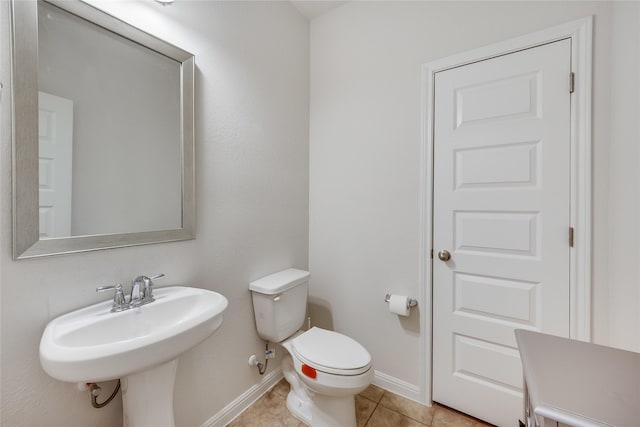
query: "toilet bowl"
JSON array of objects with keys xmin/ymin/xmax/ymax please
[
  {"xmin": 281, "ymin": 328, "xmax": 373, "ymax": 426},
  {"xmin": 249, "ymin": 269, "xmax": 373, "ymax": 427}
]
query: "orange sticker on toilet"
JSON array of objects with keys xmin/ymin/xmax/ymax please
[{"xmin": 301, "ymin": 364, "xmax": 317, "ymax": 379}]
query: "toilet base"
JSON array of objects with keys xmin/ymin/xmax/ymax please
[
  {"xmin": 312, "ymin": 394, "xmax": 356, "ymax": 427},
  {"xmin": 281, "ymin": 353, "xmax": 359, "ymax": 427},
  {"xmin": 286, "ymin": 389, "xmax": 313, "ymax": 425},
  {"xmin": 285, "ymin": 386, "xmax": 357, "ymax": 427},
  {"xmin": 283, "ymin": 355, "xmax": 313, "ymax": 425}
]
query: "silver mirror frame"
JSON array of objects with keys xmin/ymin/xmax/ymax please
[{"xmin": 10, "ymin": 0, "xmax": 195, "ymax": 259}]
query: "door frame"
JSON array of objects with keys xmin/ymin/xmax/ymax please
[{"xmin": 419, "ymin": 17, "xmax": 593, "ymax": 405}]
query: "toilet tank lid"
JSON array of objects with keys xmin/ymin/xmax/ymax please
[{"xmin": 249, "ymin": 268, "xmax": 310, "ymax": 295}]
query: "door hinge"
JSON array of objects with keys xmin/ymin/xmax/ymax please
[
  {"xmin": 569, "ymin": 227, "xmax": 574, "ymax": 247},
  {"xmin": 569, "ymin": 72, "xmax": 575, "ymax": 93}
]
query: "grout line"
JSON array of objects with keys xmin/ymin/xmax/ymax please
[
  {"xmin": 240, "ymin": 383, "xmax": 443, "ymax": 427},
  {"xmin": 362, "ymin": 398, "xmax": 378, "ymax": 427},
  {"xmin": 377, "ymin": 390, "xmax": 426, "ymax": 426}
]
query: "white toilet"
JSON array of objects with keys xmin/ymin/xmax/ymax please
[{"xmin": 249, "ymin": 268, "xmax": 373, "ymax": 427}]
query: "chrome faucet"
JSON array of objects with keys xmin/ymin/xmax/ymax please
[
  {"xmin": 96, "ymin": 274, "xmax": 165, "ymax": 312},
  {"xmin": 130, "ymin": 274, "xmax": 165, "ymax": 306},
  {"xmin": 129, "ymin": 277, "xmax": 144, "ymax": 306}
]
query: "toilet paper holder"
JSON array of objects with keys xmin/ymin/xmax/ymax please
[{"xmin": 385, "ymin": 294, "xmax": 418, "ymax": 308}]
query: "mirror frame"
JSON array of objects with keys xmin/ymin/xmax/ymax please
[{"xmin": 10, "ymin": 0, "xmax": 195, "ymax": 259}]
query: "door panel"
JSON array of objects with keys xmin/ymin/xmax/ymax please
[
  {"xmin": 432, "ymin": 39, "xmax": 571, "ymax": 427},
  {"xmin": 454, "ymin": 273, "xmax": 539, "ymax": 326},
  {"xmin": 455, "ymin": 141, "xmax": 540, "ymax": 190},
  {"xmin": 38, "ymin": 91, "xmax": 73, "ymax": 238}
]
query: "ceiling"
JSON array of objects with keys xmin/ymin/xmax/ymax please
[{"xmin": 289, "ymin": 1, "xmax": 347, "ymax": 19}]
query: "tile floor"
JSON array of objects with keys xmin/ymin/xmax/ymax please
[{"xmin": 227, "ymin": 379, "xmax": 492, "ymax": 427}]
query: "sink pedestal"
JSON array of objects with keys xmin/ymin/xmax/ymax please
[{"xmin": 122, "ymin": 359, "xmax": 178, "ymax": 427}]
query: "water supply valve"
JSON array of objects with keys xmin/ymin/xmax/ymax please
[{"xmin": 248, "ymin": 342, "xmax": 272, "ymax": 375}]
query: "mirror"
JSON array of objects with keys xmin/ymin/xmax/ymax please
[{"xmin": 11, "ymin": 0, "xmax": 195, "ymax": 259}]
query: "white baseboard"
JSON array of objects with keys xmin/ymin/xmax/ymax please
[
  {"xmin": 201, "ymin": 367, "xmax": 425, "ymax": 426},
  {"xmin": 372, "ymin": 370, "xmax": 425, "ymax": 405},
  {"xmin": 201, "ymin": 367, "xmax": 284, "ymax": 427}
]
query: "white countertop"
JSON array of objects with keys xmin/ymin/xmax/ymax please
[{"xmin": 515, "ymin": 330, "xmax": 640, "ymax": 427}]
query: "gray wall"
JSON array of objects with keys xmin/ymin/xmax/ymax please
[
  {"xmin": 309, "ymin": 0, "xmax": 639, "ymax": 403},
  {"xmin": 0, "ymin": 1, "xmax": 309, "ymax": 426}
]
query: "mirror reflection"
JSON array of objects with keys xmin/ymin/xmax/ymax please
[{"xmin": 37, "ymin": 1, "xmax": 183, "ymax": 238}]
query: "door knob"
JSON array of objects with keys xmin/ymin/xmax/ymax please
[{"xmin": 437, "ymin": 250, "xmax": 451, "ymax": 261}]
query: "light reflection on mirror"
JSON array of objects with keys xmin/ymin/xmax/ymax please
[{"xmin": 37, "ymin": 1, "xmax": 183, "ymax": 238}]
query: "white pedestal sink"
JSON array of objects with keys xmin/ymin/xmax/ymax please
[
  {"xmin": 122, "ymin": 360, "xmax": 178, "ymax": 427},
  {"xmin": 40, "ymin": 286, "xmax": 228, "ymax": 427}
]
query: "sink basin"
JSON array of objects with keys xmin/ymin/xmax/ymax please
[{"xmin": 40, "ymin": 286, "xmax": 229, "ymax": 383}]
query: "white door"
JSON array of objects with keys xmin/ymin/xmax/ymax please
[
  {"xmin": 39, "ymin": 91, "xmax": 74, "ymax": 238},
  {"xmin": 432, "ymin": 39, "xmax": 572, "ymax": 427}
]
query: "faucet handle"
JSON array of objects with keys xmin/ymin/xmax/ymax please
[
  {"xmin": 96, "ymin": 283, "xmax": 127, "ymax": 312},
  {"xmin": 143, "ymin": 273, "xmax": 164, "ymax": 301}
]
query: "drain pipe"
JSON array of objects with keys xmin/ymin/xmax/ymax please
[{"xmin": 84, "ymin": 380, "xmax": 121, "ymax": 408}]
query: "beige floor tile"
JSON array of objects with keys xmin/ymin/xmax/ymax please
[
  {"xmin": 358, "ymin": 384, "xmax": 385, "ymax": 403},
  {"xmin": 227, "ymin": 391, "xmax": 304, "ymax": 427},
  {"xmin": 271, "ymin": 378, "xmax": 291, "ymax": 398},
  {"xmin": 378, "ymin": 392, "xmax": 435, "ymax": 425},
  {"xmin": 365, "ymin": 405, "xmax": 427, "ymax": 427},
  {"xmin": 355, "ymin": 395, "xmax": 377, "ymax": 427},
  {"xmin": 228, "ymin": 383, "xmax": 491, "ymax": 427},
  {"xmin": 431, "ymin": 404, "xmax": 491, "ymax": 427}
]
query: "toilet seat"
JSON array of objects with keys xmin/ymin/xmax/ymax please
[{"xmin": 291, "ymin": 327, "xmax": 371, "ymax": 376}]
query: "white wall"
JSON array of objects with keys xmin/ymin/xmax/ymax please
[
  {"xmin": 1, "ymin": 1, "xmax": 309, "ymax": 426},
  {"xmin": 309, "ymin": 0, "xmax": 639, "ymax": 403},
  {"xmin": 607, "ymin": 1, "xmax": 640, "ymax": 351}
]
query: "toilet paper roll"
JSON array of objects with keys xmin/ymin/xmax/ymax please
[{"xmin": 388, "ymin": 294, "xmax": 411, "ymax": 316}]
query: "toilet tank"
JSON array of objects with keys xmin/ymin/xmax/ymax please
[{"xmin": 249, "ymin": 268, "xmax": 310, "ymax": 343}]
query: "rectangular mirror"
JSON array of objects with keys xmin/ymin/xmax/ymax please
[{"xmin": 11, "ymin": 0, "xmax": 195, "ymax": 259}]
